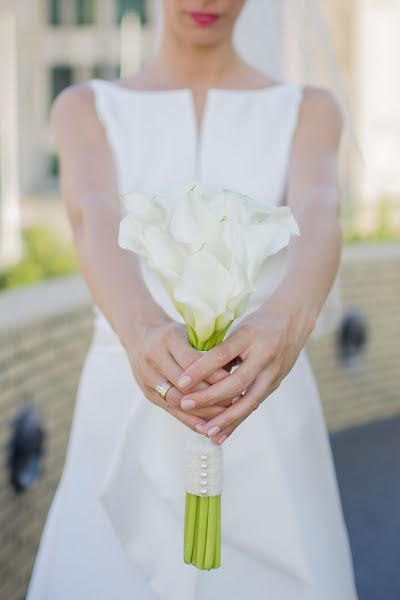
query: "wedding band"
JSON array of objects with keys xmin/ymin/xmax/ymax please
[{"xmin": 155, "ymin": 380, "xmax": 174, "ymax": 401}]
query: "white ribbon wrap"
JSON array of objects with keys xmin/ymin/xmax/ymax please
[
  {"xmin": 184, "ymin": 430, "xmax": 223, "ymax": 496},
  {"xmin": 183, "ymin": 349, "xmax": 223, "ymax": 496}
]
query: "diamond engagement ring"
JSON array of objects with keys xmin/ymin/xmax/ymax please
[{"xmin": 155, "ymin": 380, "xmax": 174, "ymax": 401}]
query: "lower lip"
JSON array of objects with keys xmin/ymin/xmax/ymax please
[{"xmin": 188, "ymin": 12, "xmax": 220, "ymax": 26}]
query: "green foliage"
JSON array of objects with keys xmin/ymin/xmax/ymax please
[
  {"xmin": 343, "ymin": 199, "xmax": 400, "ymax": 243},
  {"xmin": 0, "ymin": 226, "xmax": 78, "ymax": 291}
]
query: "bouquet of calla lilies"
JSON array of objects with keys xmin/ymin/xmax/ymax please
[{"xmin": 118, "ymin": 183, "xmax": 299, "ymax": 569}]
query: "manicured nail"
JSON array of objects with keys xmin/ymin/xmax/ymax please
[
  {"xmin": 195, "ymin": 423, "xmax": 205, "ymax": 433},
  {"xmin": 178, "ymin": 375, "xmax": 192, "ymax": 389},
  {"xmin": 207, "ymin": 426, "xmax": 220, "ymax": 437},
  {"xmin": 219, "ymin": 434, "xmax": 228, "ymax": 445},
  {"xmin": 181, "ymin": 398, "xmax": 196, "ymax": 410}
]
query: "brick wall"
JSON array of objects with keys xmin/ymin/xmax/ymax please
[
  {"xmin": 0, "ymin": 277, "xmax": 93, "ymax": 600},
  {"xmin": 307, "ymin": 244, "xmax": 400, "ymax": 431},
  {"xmin": 0, "ymin": 244, "xmax": 399, "ymax": 598}
]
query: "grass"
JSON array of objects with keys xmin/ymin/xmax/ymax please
[
  {"xmin": 0, "ymin": 226, "xmax": 78, "ymax": 291},
  {"xmin": 0, "ymin": 198, "xmax": 398, "ymax": 292},
  {"xmin": 343, "ymin": 200, "xmax": 400, "ymax": 244}
]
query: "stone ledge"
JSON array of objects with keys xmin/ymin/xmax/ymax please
[
  {"xmin": 343, "ymin": 242, "xmax": 400, "ymax": 262},
  {"xmin": 0, "ymin": 274, "xmax": 92, "ymax": 333}
]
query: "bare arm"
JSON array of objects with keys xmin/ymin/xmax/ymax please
[
  {"xmin": 271, "ymin": 86, "xmax": 343, "ymax": 324},
  {"xmin": 50, "ymin": 84, "xmax": 166, "ymax": 346},
  {"xmin": 50, "ymin": 83, "xmax": 229, "ymax": 430},
  {"xmin": 173, "ymin": 87, "xmax": 344, "ymax": 444}
]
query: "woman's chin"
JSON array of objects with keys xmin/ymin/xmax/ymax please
[{"xmin": 178, "ymin": 29, "xmax": 228, "ymax": 48}]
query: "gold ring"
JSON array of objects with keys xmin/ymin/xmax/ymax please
[{"xmin": 155, "ymin": 380, "xmax": 174, "ymax": 401}]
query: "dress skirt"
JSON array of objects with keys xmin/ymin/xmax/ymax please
[{"xmin": 26, "ymin": 309, "xmax": 358, "ymax": 600}]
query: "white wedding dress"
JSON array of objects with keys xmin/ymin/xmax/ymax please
[{"xmin": 26, "ymin": 78, "xmax": 358, "ymax": 600}]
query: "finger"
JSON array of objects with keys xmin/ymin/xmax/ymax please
[
  {"xmin": 148, "ymin": 364, "xmax": 233, "ymax": 413},
  {"xmin": 168, "ymin": 330, "xmax": 229, "ymax": 387},
  {"xmin": 143, "ymin": 364, "xmax": 184, "ymax": 408},
  {"xmin": 210, "ymin": 404, "xmax": 250, "ymax": 444},
  {"xmin": 157, "ymin": 353, "xmax": 207, "ymax": 393},
  {"xmin": 201, "ymin": 370, "xmax": 276, "ymax": 437},
  {"xmin": 179, "ymin": 354, "xmax": 263, "ymax": 410},
  {"xmin": 166, "ymin": 386, "xmax": 234, "ymax": 411},
  {"xmin": 211, "ymin": 423, "xmax": 238, "ymax": 445},
  {"xmin": 187, "ymin": 404, "xmax": 227, "ymax": 421},
  {"xmin": 145, "ymin": 386, "xmax": 207, "ymax": 432},
  {"xmin": 177, "ymin": 328, "xmax": 249, "ymax": 390},
  {"xmin": 153, "ymin": 351, "xmax": 212, "ymax": 401},
  {"xmin": 157, "ymin": 353, "xmax": 188, "ymax": 388}
]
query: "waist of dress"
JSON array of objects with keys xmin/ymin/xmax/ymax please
[{"xmin": 91, "ymin": 305, "xmax": 127, "ymax": 351}]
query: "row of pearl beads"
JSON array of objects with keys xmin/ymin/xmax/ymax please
[
  {"xmin": 184, "ymin": 440, "xmax": 223, "ymax": 496},
  {"xmin": 200, "ymin": 455, "xmax": 208, "ymax": 495}
]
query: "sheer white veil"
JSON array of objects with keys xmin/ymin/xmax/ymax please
[{"xmin": 234, "ymin": 0, "xmax": 359, "ymax": 155}]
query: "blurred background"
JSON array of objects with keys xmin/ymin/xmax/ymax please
[{"xmin": 0, "ymin": 1, "xmax": 399, "ymax": 599}]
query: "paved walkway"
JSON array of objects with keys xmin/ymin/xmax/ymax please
[{"xmin": 331, "ymin": 415, "xmax": 400, "ymax": 600}]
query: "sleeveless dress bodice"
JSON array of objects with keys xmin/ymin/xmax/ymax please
[
  {"xmin": 88, "ymin": 78, "xmax": 340, "ymax": 339},
  {"xmin": 88, "ymin": 78, "xmax": 303, "ymax": 203}
]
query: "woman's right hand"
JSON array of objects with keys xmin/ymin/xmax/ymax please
[{"xmin": 126, "ymin": 318, "xmax": 233, "ymax": 433}]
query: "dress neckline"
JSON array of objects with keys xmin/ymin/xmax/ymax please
[
  {"xmin": 89, "ymin": 78, "xmax": 302, "ymax": 153},
  {"xmin": 91, "ymin": 77, "xmax": 298, "ymax": 97},
  {"xmin": 89, "ymin": 77, "xmax": 304, "ymax": 181}
]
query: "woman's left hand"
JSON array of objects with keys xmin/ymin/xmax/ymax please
[{"xmin": 174, "ymin": 293, "xmax": 316, "ymax": 445}]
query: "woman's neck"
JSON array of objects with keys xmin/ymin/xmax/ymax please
[{"xmin": 150, "ymin": 33, "xmax": 245, "ymax": 91}]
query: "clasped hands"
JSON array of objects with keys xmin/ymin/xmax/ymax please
[{"xmin": 130, "ymin": 294, "xmax": 315, "ymax": 446}]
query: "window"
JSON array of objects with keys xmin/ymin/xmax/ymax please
[
  {"xmin": 76, "ymin": 0, "xmax": 95, "ymax": 25},
  {"xmin": 116, "ymin": 0, "xmax": 147, "ymax": 25},
  {"xmin": 48, "ymin": 0, "xmax": 95, "ymax": 26},
  {"xmin": 50, "ymin": 66, "xmax": 73, "ymax": 105},
  {"xmin": 48, "ymin": 0, "xmax": 62, "ymax": 25}
]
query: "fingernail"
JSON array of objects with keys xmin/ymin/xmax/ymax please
[
  {"xmin": 178, "ymin": 375, "xmax": 192, "ymax": 389},
  {"xmin": 207, "ymin": 425, "xmax": 220, "ymax": 437},
  {"xmin": 195, "ymin": 423, "xmax": 205, "ymax": 433},
  {"xmin": 181, "ymin": 398, "xmax": 196, "ymax": 410},
  {"xmin": 219, "ymin": 434, "xmax": 228, "ymax": 445}
]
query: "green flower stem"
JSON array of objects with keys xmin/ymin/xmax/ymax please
[
  {"xmin": 196, "ymin": 496, "xmax": 209, "ymax": 569},
  {"xmin": 204, "ymin": 495, "xmax": 218, "ymax": 569},
  {"xmin": 184, "ymin": 493, "xmax": 198, "ymax": 564},
  {"xmin": 184, "ymin": 492, "xmax": 222, "ymax": 570},
  {"xmin": 184, "ymin": 491, "xmax": 189, "ymax": 536},
  {"xmin": 213, "ymin": 495, "xmax": 221, "ymax": 568},
  {"xmin": 191, "ymin": 493, "xmax": 201, "ymax": 565},
  {"xmin": 187, "ymin": 324, "xmax": 198, "ymax": 348}
]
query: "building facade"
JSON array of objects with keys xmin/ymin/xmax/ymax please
[
  {"xmin": 0, "ymin": 0, "xmax": 155, "ymax": 197},
  {"xmin": 0, "ymin": 0, "xmax": 398, "ymax": 246}
]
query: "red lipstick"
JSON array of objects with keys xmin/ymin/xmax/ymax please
[{"xmin": 188, "ymin": 11, "xmax": 220, "ymax": 26}]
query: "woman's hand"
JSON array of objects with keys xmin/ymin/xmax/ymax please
[
  {"xmin": 176, "ymin": 292, "xmax": 316, "ymax": 445},
  {"xmin": 126, "ymin": 318, "xmax": 235, "ymax": 433}
]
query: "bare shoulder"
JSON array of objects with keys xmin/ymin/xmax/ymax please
[
  {"xmin": 49, "ymin": 81, "xmax": 101, "ymax": 146},
  {"xmin": 299, "ymin": 85, "xmax": 343, "ymax": 143}
]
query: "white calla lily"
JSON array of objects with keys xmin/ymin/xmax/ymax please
[
  {"xmin": 118, "ymin": 183, "xmax": 300, "ymax": 349},
  {"xmin": 171, "ymin": 185, "xmax": 220, "ymax": 252},
  {"xmin": 120, "ymin": 191, "xmax": 165, "ymax": 224},
  {"xmin": 141, "ymin": 227, "xmax": 185, "ymax": 279},
  {"xmin": 173, "ymin": 247, "xmax": 234, "ymax": 344}
]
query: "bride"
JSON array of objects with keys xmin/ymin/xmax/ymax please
[{"xmin": 27, "ymin": 1, "xmax": 358, "ymax": 599}]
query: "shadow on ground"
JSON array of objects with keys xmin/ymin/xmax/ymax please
[{"xmin": 331, "ymin": 415, "xmax": 400, "ymax": 600}]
